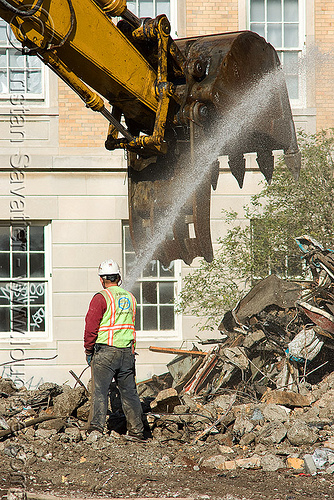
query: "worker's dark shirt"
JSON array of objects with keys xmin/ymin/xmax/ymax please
[{"xmin": 84, "ymin": 293, "xmax": 107, "ymax": 354}]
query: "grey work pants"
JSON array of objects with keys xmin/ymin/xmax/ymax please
[{"xmin": 89, "ymin": 344, "xmax": 144, "ymax": 436}]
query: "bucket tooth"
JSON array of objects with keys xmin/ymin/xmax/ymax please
[
  {"xmin": 228, "ymin": 154, "xmax": 246, "ymax": 188},
  {"xmin": 173, "ymin": 213, "xmax": 193, "ymax": 265},
  {"xmin": 256, "ymin": 150, "xmax": 274, "ymax": 184}
]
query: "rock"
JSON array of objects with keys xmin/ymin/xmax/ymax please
[
  {"xmin": 262, "ymin": 390, "xmax": 311, "ymax": 407},
  {"xmin": 233, "ymin": 415, "xmax": 254, "ymax": 438},
  {"xmin": 313, "ymin": 389, "xmax": 334, "ymax": 410},
  {"xmin": 23, "ymin": 427, "xmax": 35, "ymax": 439},
  {"xmin": 223, "ymin": 460, "xmax": 236, "ymax": 470},
  {"xmin": 201, "ymin": 455, "xmax": 226, "ymax": 469},
  {"xmin": 258, "ymin": 422, "xmax": 287, "ymax": 445},
  {"xmin": 327, "ymin": 451, "xmax": 334, "ymax": 465},
  {"xmin": 173, "ymin": 404, "xmax": 190, "ymax": 414},
  {"xmin": 262, "ymin": 404, "xmax": 289, "ymax": 423},
  {"xmin": 7, "ymin": 487, "xmax": 27, "ymax": 500},
  {"xmin": 218, "ymin": 445, "xmax": 234, "ymax": 454},
  {"xmin": 239, "ymin": 431, "xmax": 256, "ymax": 446},
  {"xmin": 323, "ymin": 438, "xmax": 334, "ymax": 450},
  {"xmin": 34, "ymin": 429, "xmax": 57, "ymax": 439},
  {"xmin": 86, "ymin": 430, "xmax": 102, "ymax": 443},
  {"xmin": 213, "ymin": 395, "xmax": 236, "ymax": 412},
  {"xmin": 326, "ymin": 464, "xmax": 334, "ymax": 474},
  {"xmin": 0, "ymin": 378, "xmax": 18, "ymax": 395},
  {"xmin": 287, "ymin": 457, "xmax": 304, "ymax": 469},
  {"xmin": 181, "ymin": 394, "xmax": 202, "ymax": 412},
  {"xmin": 235, "ymin": 455, "xmax": 261, "ymax": 469},
  {"xmin": 38, "ymin": 418, "xmax": 65, "ymax": 432},
  {"xmin": 212, "ymin": 432, "xmax": 233, "ymax": 447},
  {"xmin": 64, "ymin": 427, "xmax": 81, "ymax": 442},
  {"xmin": 260, "ymin": 453, "xmax": 285, "ymax": 471},
  {"xmin": 249, "ymin": 407, "xmax": 264, "ymax": 423},
  {"xmin": 150, "ymin": 388, "xmax": 180, "ymax": 412},
  {"xmin": 287, "ymin": 422, "xmax": 318, "ymax": 446},
  {"xmin": 77, "ymin": 401, "xmax": 91, "ymax": 421},
  {"xmin": 52, "ymin": 387, "xmax": 86, "ymax": 417},
  {"xmin": 304, "ymin": 454, "xmax": 317, "ymax": 475}
]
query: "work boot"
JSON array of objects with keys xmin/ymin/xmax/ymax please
[
  {"xmin": 123, "ymin": 432, "xmax": 146, "ymax": 443},
  {"xmin": 86, "ymin": 425, "xmax": 103, "ymax": 434}
]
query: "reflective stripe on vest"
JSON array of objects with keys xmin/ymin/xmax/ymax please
[{"xmin": 96, "ymin": 286, "xmax": 137, "ymax": 348}]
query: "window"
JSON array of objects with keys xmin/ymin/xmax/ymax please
[
  {"xmin": 127, "ymin": 0, "xmax": 177, "ymax": 37},
  {"xmin": 0, "ymin": 223, "xmax": 51, "ymax": 339},
  {"xmin": 123, "ymin": 224, "xmax": 181, "ymax": 336},
  {"xmin": 249, "ymin": 0, "xmax": 304, "ymax": 104},
  {"xmin": 0, "ymin": 20, "xmax": 43, "ymax": 97}
]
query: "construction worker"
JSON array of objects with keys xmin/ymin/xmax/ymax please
[{"xmin": 84, "ymin": 259, "xmax": 144, "ymax": 441}]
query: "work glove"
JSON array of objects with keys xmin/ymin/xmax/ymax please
[{"xmin": 86, "ymin": 353, "xmax": 93, "ymax": 366}]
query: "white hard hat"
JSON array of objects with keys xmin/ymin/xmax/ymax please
[{"xmin": 98, "ymin": 259, "xmax": 121, "ymax": 276}]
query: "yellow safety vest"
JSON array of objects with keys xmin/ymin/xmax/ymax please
[{"xmin": 96, "ymin": 286, "xmax": 137, "ymax": 348}]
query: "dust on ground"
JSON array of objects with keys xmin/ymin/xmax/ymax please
[{"xmin": 1, "ymin": 428, "xmax": 334, "ymax": 500}]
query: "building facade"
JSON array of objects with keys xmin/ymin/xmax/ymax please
[{"xmin": 0, "ymin": 0, "xmax": 333, "ymax": 388}]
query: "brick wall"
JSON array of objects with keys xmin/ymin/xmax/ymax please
[
  {"xmin": 314, "ymin": 0, "xmax": 334, "ymax": 129},
  {"xmin": 58, "ymin": 80, "xmax": 108, "ymax": 148},
  {"xmin": 186, "ymin": 0, "xmax": 239, "ymax": 37}
]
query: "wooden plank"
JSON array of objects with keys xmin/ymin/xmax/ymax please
[{"xmin": 149, "ymin": 346, "xmax": 207, "ymax": 356}]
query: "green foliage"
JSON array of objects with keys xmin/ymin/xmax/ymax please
[{"xmin": 176, "ymin": 129, "xmax": 334, "ymax": 330}]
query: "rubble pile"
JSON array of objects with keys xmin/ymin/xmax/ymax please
[{"xmin": 2, "ymin": 236, "xmax": 334, "ymax": 477}]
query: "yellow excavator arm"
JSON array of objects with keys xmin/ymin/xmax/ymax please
[{"xmin": 0, "ymin": 0, "xmax": 301, "ymax": 265}]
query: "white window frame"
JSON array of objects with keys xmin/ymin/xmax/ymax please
[
  {"xmin": 0, "ymin": 20, "xmax": 45, "ymax": 101},
  {"xmin": 126, "ymin": 0, "xmax": 178, "ymax": 38},
  {"xmin": 247, "ymin": 0, "xmax": 306, "ymax": 108},
  {"xmin": 122, "ymin": 223, "xmax": 182, "ymax": 340},
  {"xmin": 0, "ymin": 222, "xmax": 52, "ymax": 342}
]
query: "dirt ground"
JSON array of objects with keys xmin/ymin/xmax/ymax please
[{"xmin": 1, "ymin": 432, "xmax": 334, "ymax": 500}]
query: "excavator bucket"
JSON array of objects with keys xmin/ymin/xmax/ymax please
[{"xmin": 128, "ymin": 31, "xmax": 301, "ymax": 266}]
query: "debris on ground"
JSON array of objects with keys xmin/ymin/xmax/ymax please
[{"xmin": 2, "ymin": 235, "xmax": 334, "ymax": 499}]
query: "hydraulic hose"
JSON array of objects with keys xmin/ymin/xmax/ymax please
[{"xmin": 0, "ymin": 0, "xmax": 44, "ymax": 17}]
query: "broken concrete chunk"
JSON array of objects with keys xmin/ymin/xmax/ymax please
[
  {"xmin": 313, "ymin": 389, "xmax": 334, "ymax": 410},
  {"xmin": 233, "ymin": 415, "xmax": 254, "ymax": 438},
  {"xmin": 217, "ymin": 445, "xmax": 234, "ymax": 454},
  {"xmin": 304, "ymin": 454, "xmax": 317, "ymax": 475},
  {"xmin": 258, "ymin": 422, "xmax": 287, "ymax": 445},
  {"xmin": 150, "ymin": 388, "xmax": 180, "ymax": 412},
  {"xmin": 38, "ymin": 418, "xmax": 65, "ymax": 432},
  {"xmin": 173, "ymin": 404, "xmax": 190, "ymax": 414},
  {"xmin": 262, "ymin": 404, "xmax": 289, "ymax": 423},
  {"xmin": 262, "ymin": 390, "xmax": 311, "ymax": 407},
  {"xmin": 201, "ymin": 454, "xmax": 226, "ymax": 469},
  {"xmin": 76, "ymin": 401, "xmax": 91, "ymax": 421},
  {"xmin": 52, "ymin": 387, "xmax": 86, "ymax": 417},
  {"xmin": 235, "ymin": 454, "xmax": 261, "ymax": 469},
  {"xmin": 260, "ymin": 453, "xmax": 285, "ymax": 471},
  {"xmin": 239, "ymin": 431, "xmax": 257, "ymax": 446},
  {"xmin": 86, "ymin": 430, "xmax": 102, "ymax": 443},
  {"xmin": 63, "ymin": 427, "xmax": 81, "ymax": 442},
  {"xmin": 287, "ymin": 421, "xmax": 318, "ymax": 446},
  {"xmin": 212, "ymin": 395, "xmax": 236, "ymax": 412},
  {"xmin": 35, "ymin": 428, "xmax": 57, "ymax": 439}
]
